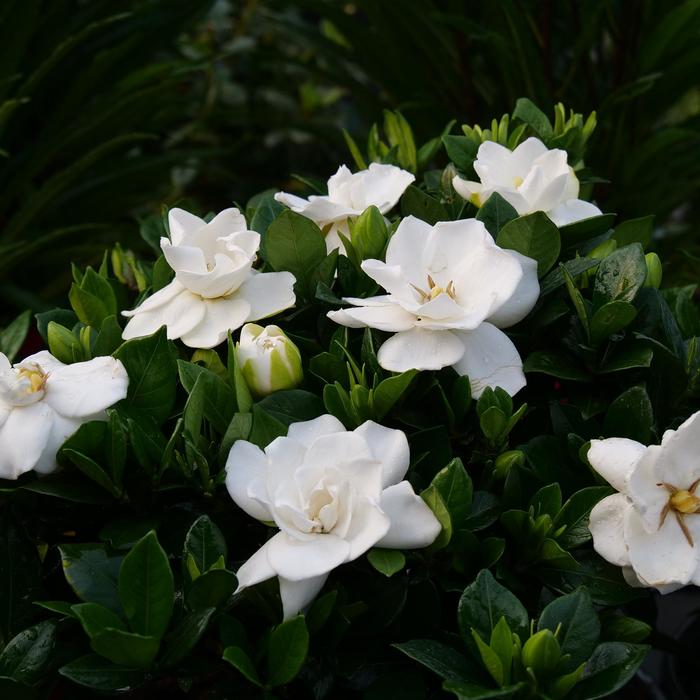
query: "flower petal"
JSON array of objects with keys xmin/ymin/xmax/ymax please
[
  {"xmin": 626, "ymin": 445, "xmax": 668, "ymax": 531},
  {"xmin": 344, "ymin": 497, "xmax": 390, "ymax": 560},
  {"xmin": 238, "ymin": 271, "xmax": 296, "ymax": 323},
  {"xmin": 656, "ymin": 410, "xmax": 700, "ymax": 492},
  {"xmin": 168, "ymin": 208, "xmax": 205, "ymax": 246},
  {"xmin": 178, "ymin": 295, "xmax": 251, "ymax": 349},
  {"xmin": 0, "ymin": 402, "xmax": 54, "ymax": 479},
  {"xmin": 589, "ymin": 493, "xmax": 631, "ymax": 567},
  {"xmin": 267, "ymin": 532, "xmax": 351, "ymax": 581},
  {"xmin": 279, "ymin": 574, "xmax": 329, "ymax": 619},
  {"xmin": 328, "ymin": 302, "xmax": 415, "ymax": 332},
  {"xmin": 451, "ymin": 323, "xmax": 525, "ymax": 398},
  {"xmin": 376, "ymin": 481, "xmax": 442, "ymax": 549},
  {"xmin": 451, "ymin": 177, "xmax": 484, "ymax": 204},
  {"xmin": 33, "ymin": 413, "xmax": 82, "ymax": 474},
  {"xmin": 354, "ymin": 421, "xmax": 410, "ymax": 488},
  {"xmin": 236, "ymin": 539, "xmax": 277, "ymax": 591},
  {"xmin": 487, "ymin": 251, "xmax": 540, "ymax": 328},
  {"xmin": 44, "ymin": 356, "xmax": 128, "ymax": 419},
  {"xmin": 624, "ymin": 505, "xmax": 700, "ymax": 589},
  {"xmin": 286, "ymin": 414, "xmax": 346, "ymax": 449},
  {"xmin": 547, "ymin": 200, "xmax": 602, "ymax": 227},
  {"xmin": 161, "ymin": 240, "xmax": 207, "ymax": 274},
  {"xmin": 377, "ymin": 328, "xmax": 465, "ymax": 372},
  {"xmin": 359, "ymin": 163, "xmax": 415, "ymax": 213},
  {"xmin": 587, "ymin": 438, "xmax": 646, "ymax": 495},
  {"xmin": 225, "ymin": 439, "xmax": 273, "ymax": 521}
]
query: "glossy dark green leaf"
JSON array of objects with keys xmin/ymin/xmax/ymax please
[
  {"xmin": 178, "ymin": 360, "xmax": 235, "ymax": 434},
  {"xmin": 603, "ymin": 386, "xmax": 653, "ymax": 443},
  {"xmin": 59, "ymin": 543, "xmax": 123, "ymax": 613},
  {"xmin": 59, "ymin": 654, "xmax": 145, "ymax": 691},
  {"xmin": 513, "ymin": 98, "xmax": 553, "ymax": 139},
  {"xmin": 593, "ymin": 244, "xmax": 647, "ymax": 307},
  {"xmin": 367, "ymin": 548, "xmax": 406, "ymax": 577},
  {"xmin": 394, "ymin": 639, "xmax": 480, "ymax": 684},
  {"xmin": 187, "ymin": 569, "xmax": 237, "ymax": 611},
  {"xmin": 266, "ymin": 615, "xmax": 310, "ymax": 687},
  {"xmin": 572, "ymin": 642, "xmax": 649, "ymax": 700},
  {"xmin": 400, "ymin": 185, "xmax": 449, "ymax": 225},
  {"xmin": 523, "ymin": 351, "xmax": 589, "ymax": 382},
  {"xmin": 0, "ymin": 620, "xmax": 56, "ymax": 684},
  {"xmin": 223, "ymin": 646, "xmax": 262, "ymax": 686},
  {"xmin": 612, "ymin": 215, "xmax": 653, "ymax": 247},
  {"xmin": 590, "ymin": 301, "xmax": 637, "ymax": 344},
  {"xmin": 496, "ymin": 212, "xmax": 561, "ymax": 276},
  {"xmin": 183, "ymin": 515, "xmax": 227, "ymax": 580},
  {"xmin": 433, "ymin": 458, "xmax": 473, "ymax": 527},
  {"xmin": 159, "ymin": 607, "xmax": 215, "ymax": 668},
  {"xmin": 91, "ymin": 629, "xmax": 160, "ymax": 669},
  {"xmin": 475, "ymin": 192, "xmax": 518, "ymax": 237},
  {"xmin": 554, "ymin": 487, "xmax": 613, "ymax": 549}
]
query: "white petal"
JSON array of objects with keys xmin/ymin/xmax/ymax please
[
  {"xmin": 121, "ymin": 282, "xmax": 191, "ymax": 341},
  {"xmin": 383, "ymin": 216, "xmax": 433, "ymax": 284},
  {"xmin": 360, "ymin": 163, "xmax": 415, "ymax": 213},
  {"xmin": 0, "ymin": 403, "xmax": 54, "ymax": 479},
  {"xmin": 178, "ymin": 294, "xmax": 251, "ymax": 349},
  {"xmin": 279, "ymin": 574, "xmax": 329, "ymax": 619},
  {"xmin": 474, "ymin": 141, "xmax": 514, "ymax": 185},
  {"xmin": 343, "ymin": 497, "xmax": 390, "ymax": 560},
  {"xmin": 587, "ymin": 438, "xmax": 646, "ymax": 495},
  {"xmin": 238, "ymin": 271, "xmax": 296, "ymax": 323},
  {"xmin": 168, "ymin": 208, "xmax": 205, "ymax": 246},
  {"xmin": 547, "ymin": 199, "xmax": 602, "ymax": 227},
  {"xmin": 329, "ymin": 303, "xmax": 416, "ymax": 332},
  {"xmin": 158, "ymin": 289, "xmax": 207, "ymax": 340},
  {"xmin": 287, "ymin": 415, "xmax": 346, "ymax": 449},
  {"xmin": 510, "ymin": 137, "xmax": 549, "ymax": 171},
  {"xmin": 267, "ymin": 532, "xmax": 351, "ymax": 581},
  {"xmin": 625, "ymin": 506, "xmax": 700, "ymax": 588},
  {"xmin": 451, "ymin": 323, "xmax": 525, "ymax": 398},
  {"xmin": 354, "ymin": 421, "xmax": 410, "ymax": 488},
  {"xmin": 626, "ymin": 445, "xmax": 668, "ymax": 532},
  {"xmin": 377, "ymin": 328, "xmax": 465, "ymax": 372},
  {"xmin": 324, "ymin": 224, "xmax": 346, "ymax": 254},
  {"xmin": 487, "ymin": 251, "xmax": 540, "ymax": 328},
  {"xmin": 236, "ymin": 539, "xmax": 277, "ymax": 591},
  {"xmin": 376, "ymin": 481, "xmax": 442, "ymax": 549},
  {"xmin": 23, "ymin": 351, "xmax": 65, "ymax": 375},
  {"xmin": 122, "ymin": 279, "xmax": 185, "ymax": 317},
  {"xmin": 657, "ymin": 410, "xmax": 700, "ymax": 491},
  {"xmin": 589, "ymin": 493, "xmax": 631, "ymax": 566},
  {"xmin": 359, "ymin": 260, "xmax": 415, "ymax": 305},
  {"xmin": 519, "ymin": 150, "xmax": 569, "ymax": 212},
  {"xmin": 44, "ymin": 357, "xmax": 128, "ymax": 419},
  {"xmin": 452, "ymin": 177, "xmax": 484, "ymax": 204},
  {"xmin": 33, "ymin": 413, "xmax": 82, "ymax": 474},
  {"xmin": 225, "ymin": 440, "xmax": 273, "ymax": 521},
  {"xmin": 161, "ymin": 240, "xmax": 207, "ymax": 274}
]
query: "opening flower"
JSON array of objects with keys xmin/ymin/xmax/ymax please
[
  {"xmin": 225, "ymin": 414, "xmax": 441, "ymax": 618},
  {"xmin": 122, "ymin": 208, "xmax": 296, "ymax": 349},
  {"xmin": 327, "ymin": 215, "xmax": 539, "ymax": 397},
  {"xmin": 588, "ymin": 410, "xmax": 700, "ymax": 592},
  {"xmin": 0, "ymin": 351, "xmax": 128, "ymax": 479},
  {"xmin": 452, "ymin": 137, "xmax": 602, "ymax": 226},
  {"xmin": 275, "ymin": 163, "xmax": 415, "ymax": 252}
]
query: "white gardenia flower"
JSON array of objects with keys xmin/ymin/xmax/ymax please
[
  {"xmin": 237, "ymin": 323, "xmax": 303, "ymax": 398},
  {"xmin": 122, "ymin": 208, "xmax": 296, "ymax": 349},
  {"xmin": 275, "ymin": 163, "xmax": 415, "ymax": 253},
  {"xmin": 452, "ymin": 137, "xmax": 602, "ymax": 227},
  {"xmin": 327, "ymin": 216, "xmax": 539, "ymax": 397},
  {"xmin": 226, "ymin": 414, "xmax": 441, "ymax": 618},
  {"xmin": 588, "ymin": 410, "xmax": 700, "ymax": 592},
  {"xmin": 0, "ymin": 351, "xmax": 128, "ymax": 479}
]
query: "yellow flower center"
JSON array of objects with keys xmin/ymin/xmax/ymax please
[
  {"xmin": 659, "ymin": 479, "xmax": 700, "ymax": 546},
  {"xmin": 670, "ymin": 489, "xmax": 700, "ymax": 515},
  {"xmin": 17, "ymin": 366, "xmax": 47, "ymax": 394},
  {"xmin": 513, "ymin": 176, "xmax": 524, "ymax": 188},
  {"xmin": 412, "ymin": 275, "xmax": 457, "ymax": 303}
]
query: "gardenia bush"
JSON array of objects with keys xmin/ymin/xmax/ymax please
[{"xmin": 0, "ymin": 99, "xmax": 698, "ymax": 699}]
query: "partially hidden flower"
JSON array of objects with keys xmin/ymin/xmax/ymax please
[
  {"xmin": 588, "ymin": 410, "xmax": 700, "ymax": 592},
  {"xmin": 275, "ymin": 163, "xmax": 415, "ymax": 253},
  {"xmin": 0, "ymin": 351, "xmax": 128, "ymax": 479},
  {"xmin": 225, "ymin": 414, "xmax": 441, "ymax": 618},
  {"xmin": 327, "ymin": 216, "xmax": 539, "ymax": 397},
  {"xmin": 122, "ymin": 208, "xmax": 296, "ymax": 349},
  {"xmin": 237, "ymin": 323, "xmax": 303, "ymax": 398},
  {"xmin": 452, "ymin": 137, "xmax": 602, "ymax": 227}
]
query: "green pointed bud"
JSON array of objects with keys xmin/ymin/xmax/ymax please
[
  {"xmin": 644, "ymin": 252, "xmax": 662, "ymax": 289},
  {"xmin": 494, "ymin": 450, "xmax": 524, "ymax": 479},
  {"xmin": 351, "ymin": 205, "xmax": 388, "ymax": 260},
  {"xmin": 237, "ymin": 324, "xmax": 303, "ymax": 398},
  {"xmin": 441, "ymin": 163, "xmax": 458, "ymax": 194},
  {"xmin": 521, "ymin": 629, "xmax": 561, "ymax": 676}
]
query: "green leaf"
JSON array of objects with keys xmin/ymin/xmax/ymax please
[
  {"xmin": 58, "ymin": 654, "xmax": 144, "ymax": 692},
  {"xmin": 90, "ymin": 629, "xmax": 160, "ymax": 669},
  {"xmin": 421, "ymin": 484, "xmax": 452, "ymax": 549},
  {"xmin": 540, "ymin": 258, "xmax": 600, "ymax": 296},
  {"xmin": 476, "ymin": 192, "xmax": 518, "ymax": 237},
  {"xmin": 159, "ymin": 607, "xmax": 215, "ymax": 668},
  {"xmin": 342, "ymin": 128, "xmax": 367, "ymax": 170},
  {"xmin": 0, "ymin": 310, "xmax": 31, "ymax": 362},
  {"xmin": 47, "ymin": 321, "xmax": 83, "ymax": 363},
  {"xmin": 367, "ymin": 548, "xmax": 405, "ymax": 577},
  {"xmin": 433, "ymin": 457, "xmax": 473, "ymax": 527},
  {"xmin": 393, "ymin": 639, "xmax": 480, "ymax": 684},
  {"xmin": 603, "ymin": 386, "xmax": 653, "ymax": 443},
  {"xmin": 0, "ymin": 621, "xmax": 56, "ymax": 685},
  {"xmin": 443, "ymin": 134, "xmax": 479, "ymax": 171},
  {"xmin": 223, "ymin": 646, "xmax": 262, "ymax": 686},
  {"xmin": 186, "ymin": 570, "xmax": 237, "ymax": 611},
  {"xmin": 266, "ymin": 615, "xmax": 310, "ymax": 687},
  {"xmin": 383, "ymin": 110, "xmax": 417, "ymax": 172},
  {"xmin": 496, "ymin": 212, "xmax": 561, "ymax": 276},
  {"xmin": 58, "ymin": 543, "xmax": 122, "ymax": 613},
  {"xmin": 113, "ymin": 327, "xmax": 177, "ymax": 425},
  {"xmin": 599, "ymin": 344, "xmax": 654, "ymax": 374},
  {"xmin": 490, "ymin": 617, "xmax": 514, "ymax": 686},
  {"xmin": 178, "ymin": 360, "xmax": 235, "ymax": 434},
  {"xmin": 400, "ymin": 185, "xmax": 449, "ymax": 225},
  {"xmin": 69, "ymin": 282, "xmax": 111, "ymax": 328},
  {"xmin": 572, "ymin": 642, "xmax": 649, "ymax": 700},
  {"xmin": 513, "ymin": 98, "xmax": 553, "ymax": 140},
  {"xmin": 523, "ymin": 351, "xmax": 589, "ymax": 382},
  {"xmin": 249, "ymin": 190, "xmax": 285, "ymax": 237},
  {"xmin": 554, "ymin": 487, "xmax": 613, "ymax": 549},
  {"xmin": 471, "ymin": 629, "xmax": 503, "ymax": 686},
  {"xmin": 183, "ymin": 515, "xmax": 227, "ymax": 580},
  {"xmin": 264, "ymin": 210, "xmax": 326, "ymax": 301},
  {"xmin": 559, "ymin": 215, "xmax": 616, "ymax": 248},
  {"xmin": 612, "ymin": 216, "xmax": 653, "ymax": 247},
  {"xmin": 93, "ymin": 315, "xmax": 124, "ymax": 357},
  {"xmin": 593, "ymin": 244, "xmax": 647, "ymax": 307},
  {"xmin": 601, "ymin": 616, "xmax": 651, "ymax": 644},
  {"xmin": 72, "ymin": 602, "xmax": 126, "ymax": 638},
  {"xmin": 118, "ymin": 531, "xmax": 174, "ymax": 639},
  {"xmin": 372, "ymin": 369, "xmax": 417, "ymax": 418},
  {"xmin": 458, "ymin": 570, "xmax": 528, "ymax": 643},
  {"xmin": 590, "ymin": 301, "xmax": 637, "ymax": 344},
  {"xmin": 538, "ymin": 589, "xmax": 600, "ymax": 672}
]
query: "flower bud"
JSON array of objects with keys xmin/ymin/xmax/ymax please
[
  {"xmin": 351, "ymin": 205, "xmax": 388, "ymax": 260},
  {"xmin": 643, "ymin": 252, "xmax": 662, "ymax": 289},
  {"xmin": 237, "ymin": 324, "xmax": 303, "ymax": 398},
  {"xmin": 521, "ymin": 629, "xmax": 561, "ymax": 676}
]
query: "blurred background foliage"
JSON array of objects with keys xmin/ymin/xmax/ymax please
[{"xmin": 1, "ymin": 0, "xmax": 699, "ymax": 318}]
